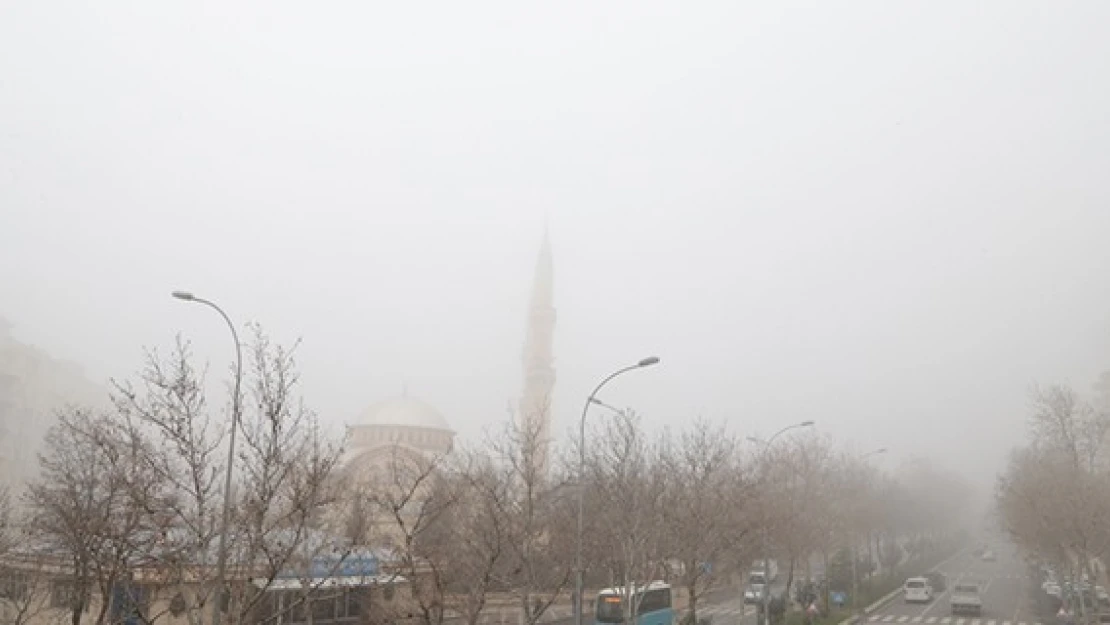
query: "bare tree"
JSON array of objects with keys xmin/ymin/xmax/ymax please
[
  {"xmin": 0, "ymin": 553, "xmax": 60, "ymax": 625},
  {"xmin": 111, "ymin": 326, "xmax": 344, "ymax": 625},
  {"xmin": 997, "ymin": 384, "xmax": 1110, "ymax": 624},
  {"xmin": 748, "ymin": 432, "xmax": 841, "ymax": 616},
  {"xmin": 0, "ymin": 493, "xmax": 58, "ymax": 625},
  {"xmin": 109, "ymin": 337, "xmax": 221, "ymax": 625},
  {"xmin": 356, "ymin": 446, "xmax": 459, "ymax": 625},
  {"xmin": 23, "ymin": 407, "xmax": 162, "ymax": 625},
  {"xmin": 658, "ymin": 418, "xmax": 747, "ymax": 625},
  {"xmin": 488, "ymin": 409, "xmax": 574, "ymax": 625},
  {"xmin": 582, "ymin": 409, "xmax": 667, "ymax": 622},
  {"xmin": 437, "ymin": 451, "xmax": 509, "ymax": 625},
  {"xmin": 1028, "ymin": 384, "xmax": 1110, "ymax": 473}
]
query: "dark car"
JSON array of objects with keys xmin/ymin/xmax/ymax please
[{"xmin": 925, "ymin": 573, "xmax": 947, "ymax": 593}]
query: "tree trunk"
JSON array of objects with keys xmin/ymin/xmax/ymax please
[
  {"xmin": 686, "ymin": 577, "xmax": 698, "ymax": 623},
  {"xmin": 784, "ymin": 557, "xmax": 796, "ymax": 612},
  {"xmin": 822, "ymin": 551, "xmax": 830, "ymax": 613}
]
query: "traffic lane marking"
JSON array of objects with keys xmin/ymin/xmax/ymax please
[
  {"xmin": 920, "ymin": 583, "xmax": 955, "ymax": 618},
  {"xmin": 865, "ymin": 617, "xmax": 1046, "ymax": 625}
]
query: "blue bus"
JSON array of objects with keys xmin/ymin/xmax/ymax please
[{"xmin": 595, "ymin": 581, "xmax": 675, "ymax": 625}]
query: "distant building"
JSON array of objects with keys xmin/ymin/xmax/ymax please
[
  {"xmin": 0, "ymin": 318, "xmax": 104, "ymax": 490},
  {"xmin": 518, "ymin": 229, "xmax": 556, "ymax": 476},
  {"xmin": 339, "ymin": 228, "xmax": 556, "ymax": 541},
  {"xmin": 342, "ymin": 394, "xmax": 455, "ymax": 471},
  {"xmin": 340, "ymin": 394, "xmax": 455, "ymax": 547}
]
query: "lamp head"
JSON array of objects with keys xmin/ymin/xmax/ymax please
[
  {"xmin": 637, "ymin": 356, "xmax": 661, "ymax": 367},
  {"xmin": 172, "ymin": 291, "xmax": 196, "ymax": 301}
]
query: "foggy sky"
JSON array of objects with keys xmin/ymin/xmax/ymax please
[{"xmin": 3, "ymin": 1, "xmax": 1110, "ymax": 489}]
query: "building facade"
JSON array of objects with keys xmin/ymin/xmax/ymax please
[
  {"xmin": 0, "ymin": 318, "xmax": 104, "ymax": 490},
  {"xmin": 340, "ymin": 395, "xmax": 455, "ymax": 547}
]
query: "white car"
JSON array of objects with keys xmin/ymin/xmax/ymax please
[{"xmin": 905, "ymin": 577, "xmax": 934, "ymax": 603}]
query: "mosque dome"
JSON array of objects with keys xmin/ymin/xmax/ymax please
[{"xmin": 355, "ymin": 396, "xmax": 452, "ymax": 432}]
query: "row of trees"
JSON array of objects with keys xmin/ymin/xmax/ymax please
[
  {"xmin": 0, "ymin": 328, "xmax": 973, "ymax": 625},
  {"xmin": 996, "ymin": 384, "xmax": 1110, "ymax": 622}
]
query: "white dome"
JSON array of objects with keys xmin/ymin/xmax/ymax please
[{"xmin": 356, "ymin": 396, "xmax": 451, "ymax": 431}]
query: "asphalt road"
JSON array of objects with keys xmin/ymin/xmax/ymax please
[
  {"xmin": 861, "ymin": 541, "xmax": 1045, "ymax": 625},
  {"xmin": 517, "ymin": 580, "xmax": 779, "ymax": 625}
]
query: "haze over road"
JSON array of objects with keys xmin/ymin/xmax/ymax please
[{"xmin": 863, "ymin": 542, "xmax": 1039, "ymax": 625}]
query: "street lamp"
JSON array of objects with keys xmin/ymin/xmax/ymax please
[
  {"xmin": 588, "ymin": 397, "xmax": 624, "ymax": 415},
  {"xmin": 851, "ymin": 447, "xmax": 887, "ymax": 623},
  {"xmin": 172, "ymin": 291, "xmax": 242, "ymax": 625},
  {"xmin": 750, "ymin": 421, "xmax": 815, "ymax": 625},
  {"xmin": 574, "ymin": 356, "xmax": 660, "ymax": 625}
]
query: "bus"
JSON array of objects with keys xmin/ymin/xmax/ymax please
[{"xmin": 595, "ymin": 581, "xmax": 675, "ymax": 625}]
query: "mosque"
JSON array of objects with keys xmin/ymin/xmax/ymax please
[
  {"xmin": 341, "ymin": 394, "xmax": 455, "ymax": 471},
  {"xmin": 340, "ymin": 229, "xmax": 557, "ymax": 481}
]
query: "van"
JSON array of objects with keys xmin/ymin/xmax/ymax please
[{"xmin": 904, "ymin": 577, "xmax": 933, "ymax": 603}]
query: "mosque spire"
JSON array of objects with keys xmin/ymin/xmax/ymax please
[{"xmin": 520, "ymin": 226, "xmax": 556, "ymax": 476}]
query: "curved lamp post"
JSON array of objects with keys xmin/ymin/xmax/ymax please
[
  {"xmin": 574, "ymin": 356, "xmax": 660, "ymax": 625},
  {"xmin": 749, "ymin": 420, "xmax": 815, "ymax": 625},
  {"xmin": 172, "ymin": 291, "xmax": 242, "ymax": 625}
]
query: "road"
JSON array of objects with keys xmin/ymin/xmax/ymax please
[
  {"xmin": 477, "ymin": 547, "xmax": 1016, "ymax": 625},
  {"xmin": 861, "ymin": 541, "xmax": 1046, "ymax": 625},
  {"xmin": 515, "ymin": 582, "xmax": 778, "ymax": 625},
  {"xmin": 473, "ymin": 583, "xmax": 769, "ymax": 625}
]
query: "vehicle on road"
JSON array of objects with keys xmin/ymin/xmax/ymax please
[
  {"xmin": 596, "ymin": 581, "xmax": 674, "ymax": 625},
  {"xmin": 982, "ymin": 550, "xmax": 996, "ymax": 562},
  {"xmin": 745, "ymin": 570, "xmax": 769, "ymax": 604},
  {"xmin": 950, "ymin": 582, "xmax": 983, "ymax": 616},
  {"xmin": 925, "ymin": 572, "xmax": 947, "ymax": 593},
  {"xmin": 751, "ymin": 560, "xmax": 779, "ymax": 582},
  {"xmin": 743, "ymin": 583, "xmax": 764, "ymax": 605},
  {"xmin": 904, "ymin": 577, "xmax": 934, "ymax": 603}
]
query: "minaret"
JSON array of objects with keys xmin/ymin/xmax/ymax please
[{"xmin": 519, "ymin": 228, "xmax": 556, "ymax": 476}]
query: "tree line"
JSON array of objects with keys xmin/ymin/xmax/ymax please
[
  {"xmin": 996, "ymin": 383, "xmax": 1110, "ymax": 624},
  {"xmin": 0, "ymin": 328, "xmax": 972, "ymax": 625}
]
